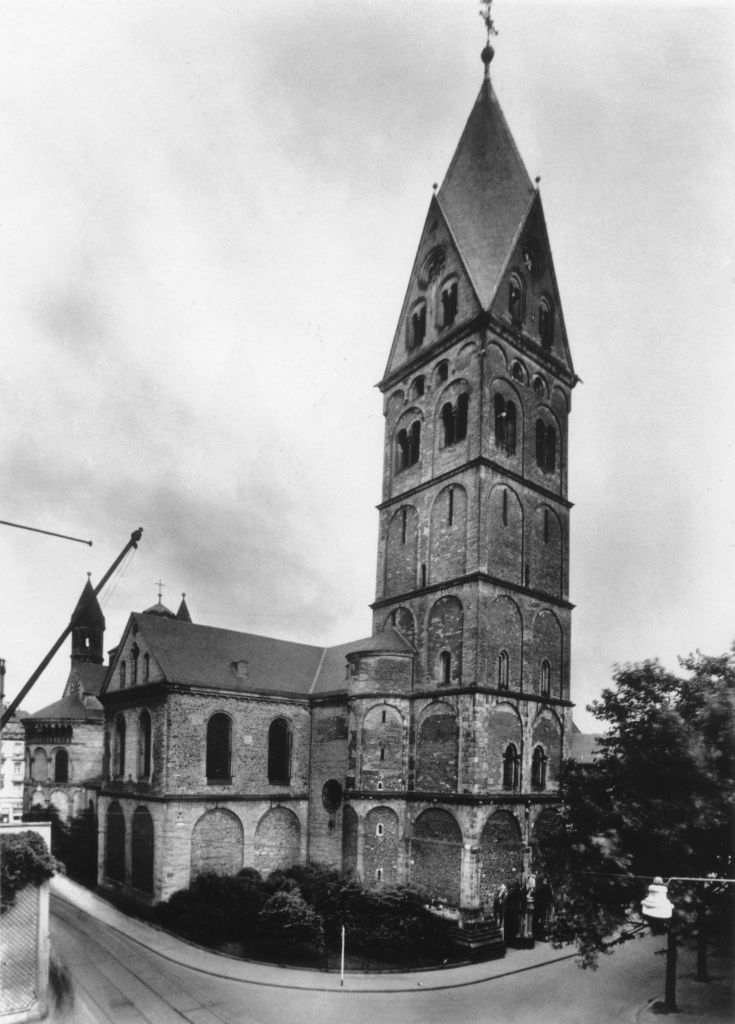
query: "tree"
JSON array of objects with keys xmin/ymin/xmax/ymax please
[
  {"xmin": 1, "ymin": 831, "xmax": 57, "ymax": 906},
  {"xmin": 24, "ymin": 803, "xmax": 69, "ymax": 865},
  {"xmin": 537, "ymin": 649, "xmax": 735, "ymax": 967},
  {"xmin": 64, "ymin": 808, "xmax": 99, "ymax": 887}
]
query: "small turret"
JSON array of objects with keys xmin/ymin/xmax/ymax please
[
  {"xmin": 345, "ymin": 628, "xmax": 414, "ymax": 696},
  {"xmin": 143, "ymin": 579, "xmax": 176, "ymax": 618},
  {"xmin": 70, "ymin": 575, "xmax": 105, "ymax": 665}
]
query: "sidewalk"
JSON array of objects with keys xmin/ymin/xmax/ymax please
[
  {"xmin": 50, "ymin": 875, "xmax": 574, "ymax": 993},
  {"xmin": 633, "ymin": 946, "xmax": 733, "ymax": 1024}
]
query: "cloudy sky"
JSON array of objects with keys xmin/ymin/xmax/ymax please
[{"xmin": 1, "ymin": 0, "xmax": 733, "ymax": 729}]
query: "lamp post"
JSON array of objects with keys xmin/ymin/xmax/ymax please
[
  {"xmin": 641, "ymin": 874, "xmax": 735, "ymax": 1015},
  {"xmin": 641, "ymin": 877, "xmax": 676, "ymax": 1013}
]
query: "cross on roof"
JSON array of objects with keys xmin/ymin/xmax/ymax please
[
  {"xmin": 479, "ymin": 0, "xmax": 498, "ymax": 41},
  {"xmin": 155, "ymin": 579, "xmax": 166, "ymax": 602}
]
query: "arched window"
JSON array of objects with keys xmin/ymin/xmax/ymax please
[
  {"xmin": 538, "ymin": 298, "xmax": 554, "ymax": 349},
  {"xmin": 32, "ymin": 748, "xmax": 48, "ymax": 782},
  {"xmin": 131, "ymin": 806, "xmax": 154, "ymax": 894},
  {"xmin": 540, "ymin": 660, "xmax": 551, "ymax": 697},
  {"xmin": 532, "ymin": 746, "xmax": 547, "ymax": 790},
  {"xmin": 55, "ymin": 748, "xmax": 69, "ymax": 784},
  {"xmin": 206, "ymin": 713, "xmax": 232, "ymax": 782},
  {"xmin": 435, "ymin": 360, "xmax": 449, "ymax": 385},
  {"xmin": 456, "ymin": 393, "xmax": 469, "ymax": 440},
  {"xmin": 268, "ymin": 718, "xmax": 292, "ymax": 784},
  {"xmin": 410, "ymin": 421, "xmax": 421, "ymax": 464},
  {"xmin": 440, "ymin": 650, "xmax": 452, "ymax": 686},
  {"xmin": 408, "ymin": 302, "xmax": 427, "ymax": 349},
  {"xmin": 411, "ymin": 375, "xmax": 425, "ymax": 399},
  {"xmin": 143, "ymin": 652, "xmax": 150, "ymax": 682},
  {"xmin": 113, "ymin": 716, "xmax": 126, "ymax": 778},
  {"xmin": 396, "ymin": 428, "xmax": 408, "ymax": 471},
  {"xmin": 441, "ymin": 402, "xmax": 453, "ymax": 445},
  {"xmin": 440, "ymin": 278, "xmax": 458, "ymax": 328},
  {"xmin": 119, "ymin": 660, "xmax": 126, "ymax": 689},
  {"xmin": 497, "ymin": 650, "xmax": 510, "ymax": 690},
  {"xmin": 441, "ymin": 393, "xmax": 469, "ymax": 447},
  {"xmin": 138, "ymin": 710, "xmax": 152, "ymax": 779},
  {"xmin": 511, "ymin": 361, "xmax": 524, "ymax": 382},
  {"xmin": 131, "ymin": 643, "xmax": 139, "ymax": 685},
  {"xmin": 535, "ymin": 420, "xmax": 556, "ymax": 473},
  {"xmin": 502, "ymin": 743, "xmax": 519, "ymax": 790},
  {"xmin": 395, "ymin": 421, "xmax": 421, "ymax": 472},
  {"xmin": 494, "ymin": 395, "xmax": 517, "ymax": 455},
  {"xmin": 105, "ymin": 803, "xmax": 125, "ymax": 882},
  {"xmin": 508, "ymin": 273, "xmax": 524, "ymax": 324},
  {"xmin": 502, "ymin": 488, "xmax": 508, "ymax": 526}
]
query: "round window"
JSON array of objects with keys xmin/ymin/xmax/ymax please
[{"xmin": 321, "ymin": 779, "xmax": 343, "ymax": 813}]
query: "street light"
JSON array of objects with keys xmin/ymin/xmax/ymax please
[
  {"xmin": 640, "ymin": 876, "xmax": 673, "ymax": 925},
  {"xmin": 641, "ymin": 875, "xmax": 735, "ymax": 1014},
  {"xmin": 640, "ymin": 877, "xmax": 677, "ymax": 1013}
]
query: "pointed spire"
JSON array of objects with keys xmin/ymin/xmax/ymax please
[
  {"xmin": 70, "ymin": 576, "xmax": 105, "ymax": 630},
  {"xmin": 436, "ymin": 11, "xmax": 534, "ymax": 310},
  {"xmin": 176, "ymin": 593, "xmax": 192, "ymax": 623}
]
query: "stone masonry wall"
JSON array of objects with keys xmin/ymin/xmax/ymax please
[
  {"xmin": 162, "ymin": 690, "xmax": 311, "ymax": 794},
  {"xmin": 307, "ymin": 702, "xmax": 349, "ymax": 867}
]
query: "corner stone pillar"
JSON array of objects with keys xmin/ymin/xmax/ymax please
[{"xmin": 459, "ymin": 841, "xmax": 482, "ymax": 919}]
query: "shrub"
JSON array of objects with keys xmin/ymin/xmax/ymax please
[
  {"xmin": 237, "ymin": 867, "xmax": 262, "ymax": 883},
  {"xmin": 342, "ymin": 884, "xmax": 450, "ymax": 963},
  {"xmin": 157, "ymin": 871, "xmax": 268, "ymax": 945},
  {"xmin": 156, "ymin": 865, "xmax": 450, "ymax": 966},
  {"xmin": 277, "ymin": 863, "xmax": 350, "ymax": 944},
  {"xmin": 258, "ymin": 889, "xmax": 325, "ymax": 957}
]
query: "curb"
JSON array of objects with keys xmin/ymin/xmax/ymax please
[{"xmin": 50, "ymin": 881, "xmax": 576, "ymax": 995}]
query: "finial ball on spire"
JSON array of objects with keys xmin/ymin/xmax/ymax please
[{"xmin": 479, "ymin": 1, "xmax": 497, "ymax": 74}]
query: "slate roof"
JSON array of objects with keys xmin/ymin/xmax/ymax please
[
  {"xmin": 437, "ymin": 74, "xmax": 534, "ymax": 310},
  {"xmin": 123, "ymin": 615, "xmax": 413, "ymax": 699},
  {"xmin": 142, "ymin": 600, "xmax": 176, "ymax": 619},
  {"xmin": 70, "ymin": 578, "xmax": 105, "ymax": 630},
  {"xmin": 65, "ymin": 661, "xmax": 108, "ymax": 697},
  {"xmin": 25, "ymin": 692, "xmax": 104, "ymax": 723}
]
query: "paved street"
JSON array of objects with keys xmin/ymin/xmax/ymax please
[{"xmin": 49, "ymin": 878, "xmax": 731, "ymax": 1024}]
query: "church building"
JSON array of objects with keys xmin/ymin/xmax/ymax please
[
  {"xmin": 95, "ymin": 32, "xmax": 576, "ymax": 924},
  {"xmin": 21, "ymin": 578, "xmax": 108, "ymax": 821}
]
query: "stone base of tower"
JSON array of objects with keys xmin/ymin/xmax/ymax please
[{"xmin": 439, "ymin": 915, "xmax": 506, "ymax": 961}]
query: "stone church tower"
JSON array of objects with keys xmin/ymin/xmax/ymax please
[
  {"xmin": 366, "ymin": 41, "xmax": 576, "ymax": 917},
  {"xmin": 90, "ymin": 23, "xmax": 578, "ymax": 924}
]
